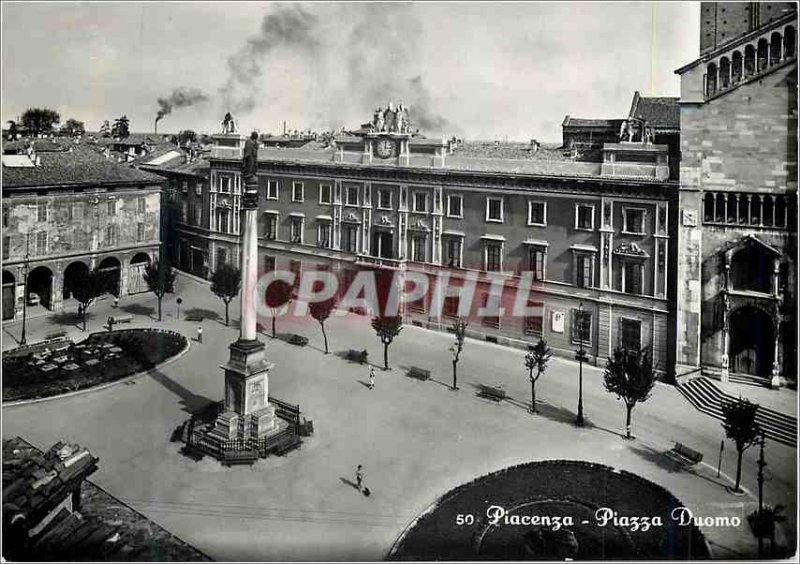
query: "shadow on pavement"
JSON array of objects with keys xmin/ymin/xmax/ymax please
[
  {"xmin": 627, "ymin": 443, "xmax": 686, "ymax": 474},
  {"xmin": 119, "ymin": 303, "xmax": 156, "ymax": 318},
  {"xmin": 357, "ymin": 380, "xmax": 372, "ymax": 389},
  {"xmin": 48, "ymin": 310, "xmax": 81, "ymax": 328},
  {"xmin": 148, "ymin": 369, "xmax": 216, "ymax": 415},
  {"xmin": 339, "ymin": 477, "xmax": 360, "ymax": 490},
  {"xmin": 182, "ymin": 308, "xmax": 220, "ymax": 322}
]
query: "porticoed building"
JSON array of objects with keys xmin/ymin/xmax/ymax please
[
  {"xmin": 205, "ymin": 106, "xmax": 678, "ymax": 374},
  {"xmin": 674, "ymin": 2, "xmax": 797, "ymax": 386},
  {"xmin": 1, "ymin": 143, "xmax": 163, "ymax": 321}
]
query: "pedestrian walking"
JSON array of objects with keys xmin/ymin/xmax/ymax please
[
  {"xmin": 197, "ymin": 325, "xmax": 203, "ymax": 343},
  {"xmin": 355, "ymin": 464, "xmax": 364, "ymax": 492},
  {"xmin": 113, "ymin": 296, "xmax": 119, "ymax": 309},
  {"xmin": 368, "ymin": 366, "xmax": 375, "ymax": 389}
]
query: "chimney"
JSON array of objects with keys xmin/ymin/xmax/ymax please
[{"xmin": 283, "ymin": 121, "xmax": 287, "ymax": 136}]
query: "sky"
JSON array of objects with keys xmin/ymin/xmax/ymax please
[{"xmin": 2, "ymin": 1, "xmax": 700, "ymax": 142}]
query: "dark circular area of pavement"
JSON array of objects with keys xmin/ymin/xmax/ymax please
[
  {"xmin": 388, "ymin": 460, "xmax": 710, "ymax": 561},
  {"xmin": 3, "ymin": 329, "xmax": 187, "ymax": 402}
]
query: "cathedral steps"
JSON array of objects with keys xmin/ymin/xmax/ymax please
[{"xmin": 676, "ymin": 377, "xmax": 797, "ymax": 448}]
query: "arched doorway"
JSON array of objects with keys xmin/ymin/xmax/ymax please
[
  {"xmin": 730, "ymin": 306, "xmax": 774, "ymax": 378},
  {"xmin": 97, "ymin": 257, "xmax": 121, "ymax": 297},
  {"xmin": 128, "ymin": 253, "xmax": 151, "ymax": 295},
  {"xmin": 3, "ymin": 270, "xmax": 15, "ymax": 321},
  {"xmin": 63, "ymin": 261, "xmax": 89, "ymax": 300},
  {"xmin": 27, "ymin": 266, "xmax": 54, "ymax": 310}
]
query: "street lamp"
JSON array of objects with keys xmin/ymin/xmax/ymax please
[
  {"xmin": 575, "ymin": 301, "xmax": 588, "ymax": 426},
  {"xmin": 19, "ymin": 231, "xmax": 31, "ymax": 346}
]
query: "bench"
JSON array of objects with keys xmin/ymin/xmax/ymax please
[
  {"xmin": 407, "ymin": 366, "xmax": 431, "ymax": 381},
  {"xmin": 45, "ymin": 331, "xmax": 67, "ymax": 340},
  {"xmin": 184, "ymin": 314, "xmax": 204, "ymax": 322},
  {"xmin": 345, "ymin": 349, "xmax": 369, "ymax": 365},
  {"xmin": 478, "ymin": 384, "xmax": 507, "ymax": 402},
  {"xmin": 112, "ymin": 315, "xmax": 133, "ymax": 324},
  {"xmin": 668, "ymin": 442, "xmax": 703, "ymax": 466},
  {"xmin": 287, "ymin": 334, "xmax": 309, "ymax": 347}
]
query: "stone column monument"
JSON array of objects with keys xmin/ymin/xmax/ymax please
[{"xmin": 209, "ymin": 130, "xmax": 278, "ymax": 443}]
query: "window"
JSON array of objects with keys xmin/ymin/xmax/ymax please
[
  {"xmin": 623, "ymin": 262, "xmax": 643, "ymax": 295},
  {"xmin": 195, "ymin": 182, "xmax": 203, "ymax": 196},
  {"xmin": 2, "ymin": 207, "xmax": 8, "ymax": 228},
  {"xmin": 216, "ymin": 209, "xmax": 230, "ymax": 233},
  {"xmin": 486, "ymin": 197, "xmax": 503, "ymax": 222},
  {"xmin": 525, "ymin": 308, "xmax": 543, "ymax": 335},
  {"xmin": 218, "ymin": 176, "xmax": 230, "ymax": 193},
  {"xmin": 264, "ymin": 255, "xmax": 276, "ymax": 272},
  {"xmin": 292, "ymin": 182, "xmax": 304, "ymax": 202},
  {"xmin": 181, "ymin": 201, "xmax": 188, "ymax": 222},
  {"xmin": 443, "ymin": 296, "xmax": 459, "ymax": 318},
  {"xmin": 620, "ymin": 318, "xmax": 641, "ymax": 354},
  {"xmin": 265, "ymin": 213, "xmax": 278, "ymax": 240},
  {"xmin": 104, "ymin": 225, "xmax": 118, "ymax": 247},
  {"xmin": 37, "ymin": 202, "xmax": 48, "ymax": 222},
  {"xmin": 377, "ymin": 189, "xmax": 392, "ymax": 210},
  {"xmin": 485, "ymin": 243, "xmax": 502, "ymax": 272},
  {"xmin": 529, "ymin": 248, "xmax": 546, "ymax": 281},
  {"xmin": 528, "ymin": 201, "xmax": 547, "ymax": 226},
  {"xmin": 137, "ymin": 197, "xmax": 146, "ymax": 214},
  {"xmin": 107, "ymin": 199, "xmax": 116, "ymax": 216},
  {"xmin": 290, "ymin": 217, "xmax": 303, "ymax": 243},
  {"xmin": 216, "ymin": 247, "xmax": 228, "ymax": 267},
  {"xmin": 576, "ymin": 204, "xmax": 594, "ymax": 230},
  {"xmin": 623, "ymin": 208, "xmax": 646, "ymax": 234},
  {"xmin": 194, "ymin": 205, "xmax": 202, "ymax": 226},
  {"xmin": 447, "ymin": 194, "xmax": 463, "ymax": 218},
  {"xmin": 573, "ymin": 309, "xmax": 592, "ymax": 345},
  {"xmin": 575, "ymin": 254, "xmax": 594, "ymax": 288},
  {"xmin": 444, "ymin": 237, "xmax": 462, "ymax": 268},
  {"xmin": 36, "ymin": 231, "xmax": 47, "ymax": 254},
  {"xmin": 346, "ymin": 186, "xmax": 359, "ymax": 206},
  {"xmin": 266, "ymin": 180, "xmax": 279, "ymax": 200},
  {"xmin": 137, "ymin": 223, "xmax": 145, "ymax": 242},
  {"xmin": 290, "ymin": 260, "xmax": 301, "ymax": 289},
  {"xmin": 413, "ymin": 192, "xmax": 428, "ymax": 213},
  {"xmin": 342, "ymin": 224, "xmax": 359, "ymax": 253},
  {"xmin": 481, "ymin": 293, "xmax": 500, "ymax": 329},
  {"xmin": 319, "ymin": 184, "xmax": 332, "ymax": 205},
  {"xmin": 3, "ymin": 236, "xmax": 9, "ymax": 260},
  {"xmin": 317, "ymin": 222, "xmax": 331, "ymax": 248},
  {"xmin": 412, "ymin": 235, "xmax": 427, "ymax": 262}
]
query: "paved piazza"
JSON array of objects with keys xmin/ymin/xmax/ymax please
[{"xmin": 2, "ymin": 273, "xmax": 797, "ymax": 561}]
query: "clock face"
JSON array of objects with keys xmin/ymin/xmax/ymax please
[{"xmin": 375, "ymin": 138, "xmax": 395, "ymax": 159}]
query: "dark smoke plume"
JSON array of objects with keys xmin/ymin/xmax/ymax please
[
  {"xmin": 222, "ymin": 5, "xmax": 320, "ymax": 113},
  {"xmin": 156, "ymin": 87, "xmax": 209, "ymax": 121}
]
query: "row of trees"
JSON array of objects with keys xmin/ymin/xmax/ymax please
[
  {"xmin": 7, "ymin": 108, "xmax": 83, "ymax": 138},
  {"xmin": 99, "ymin": 116, "xmax": 131, "ymax": 138}
]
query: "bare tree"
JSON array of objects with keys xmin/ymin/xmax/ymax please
[
  {"xmin": 525, "ymin": 339, "xmax": 552, "ymax": 414},
  {"xmin": 449, "ymin": 318, "xmax": 468, "ymax": 390}
]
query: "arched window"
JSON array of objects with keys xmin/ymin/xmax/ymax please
[
  {"xmin": 719, "ymin": 57, "xmax": 731, "ymax": 88},
  {"xmin": 770, "ymin": 32, "xmax": 782, "ymax": 65},
  {"xmin": 704, "ymin": 193, "xmax": 715, "ymax": 222},
  {"xmin": 750, "ymin": 195, "xmax": 762, "ymax": 225},
  {"xmin": 730, "ymin": 246, "xmax": 771, "ymax": 293},
  {"xmin": 744, "ymin": 44, "xmax": 756, "ymax": 76},
  {"xmin": 739, "ymin": 195, "xmax": 749, "ymax": 224},
  {"xmin": 763, "ymin": 195, "xmax": 774, "ymax": 227},
  {"xmin": 732, "ymin": 51, "xmax": 743, "ymax": 83},
  {"xmin": 785, "ymin": 26, "xmax": 796, "ymax": 60},
  {"xmin": 757, "ymin": 38, "xmax": 769, "ymax": 71},
  {"xmin": 726, "ymin": 193, "xmax": 737, "ymax": 223},
  {"xmin": 715, "ymin": 193, "xmax": 725, "ymax": 222},
  {"xmin": 706, "ymin": 63, "xmax": 718, "ymax": 96},
  {"xmin": 775, "ymin": 195, "xmax": 786, "ymax": 228}
]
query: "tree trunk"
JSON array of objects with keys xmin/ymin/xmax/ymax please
[
  {"xmin": 157, "ymin": 296, "xmax": 162, "ymax": 321},
  {"xmin": 452, "ymin": 360, "xmax": 458, "ymax": 390},
  {"xmin": 530, "ymin": 368, "xmax": 536, "ymax": 413},
  {"xmin": 82, "ymin": 309, "xmax": 87, "ymax": 332},
  {"xmin": 734, "ymin": 449, "xmax": 744, "ymax": 492},
  {"xmin": 224, "ymin": 300, "xmax": 230, "ymax": 327},
  {"xmin": 625, "ymin": 404, "xmax": 634, "ymax": 439},
  {"xmin": 383, "ymin": 342, "xmax": 389, "ymax": 370},
  {"xmin": 321, "ymin": 322, "xmax": 329, "ymax": 354},
  {"xmin": 272, "ymin": 316, "xmax": 276, "ymax": 338}
]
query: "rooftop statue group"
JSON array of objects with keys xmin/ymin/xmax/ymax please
[
  {"xmin": 619, "ymin": 119, "xmax": 655, "ymax": 144},
  {"xmin": 222, "ymin": 112, "xmax": 238, "ymax": 135},
  {"xmin": 370, "ymin": 102, "xmax": 410, "ymax": 134}
]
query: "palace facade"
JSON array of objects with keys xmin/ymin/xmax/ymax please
[
  {"xmin": 1, "ymin": 143, "xmax": 164, "ymax": 321},
  {"xmin": 674, "ymin": 1, "xmax": 797, "ymax": 386}
]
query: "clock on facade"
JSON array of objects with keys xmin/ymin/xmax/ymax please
[{"xmin": 374, "ymin": 138, "xmax": 396, "ymax": 159}]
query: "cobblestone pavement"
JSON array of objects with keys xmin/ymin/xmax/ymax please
[{"xmin": 2, "ymin": 273, "xmax": 796, "ymax": 560}]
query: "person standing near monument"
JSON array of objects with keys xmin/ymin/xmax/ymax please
[
  {"xmin": 197, "ymin": 325, "xmax": 203, "ymax": 343},
  {"xmin": 368, "ymin": 366, "xmax": 375, "ymax": 389},
  {"xmin": 355, "ymin": 464, "xmax": 364, "ymax": 491}
]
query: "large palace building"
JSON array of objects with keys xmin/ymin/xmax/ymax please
[
  {"xmin": 674, "ymin": 2, "xmax": 797, "ymax": 387},
  {"xmin": 161, "ymin": 104, "xmax": 679, "ymax": 375},
  {"xmin": 1, "ymin": 142, "xmax": 164, "ymax": 321}
]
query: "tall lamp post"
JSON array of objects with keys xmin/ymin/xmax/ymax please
[
  {"xmin": 19, "ymin": 231, "xmax": 31, "ymax": 346},
  {"xmin": 575, "ymin": 301, "xmax": 588, "ymax": 426}
]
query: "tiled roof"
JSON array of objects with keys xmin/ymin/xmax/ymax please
[
  {"xmin": 138, "ymin": 148, "xmax": 211, "ymax": 177},
  {"xmin": 2, "ymin": 145, "xmax": 164, "ymax": 189},
  {"xmin": 629, "ymin": 95, "xmax": 680, "ymax": 129},
  {"xmin": 562, "ymin": 117, "xmax": 622, "ymax": 129},
  {"xmin": 3, "ymin": 137, "xmax": 76, "ymax": 154},
  {"xmin": 451, "ymin": 141, "xmax": 572, "ymax": 161}
]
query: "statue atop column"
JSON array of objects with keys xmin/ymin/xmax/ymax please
[
  {"xmin": 222, "ymin": 112, "xmax": 238, "ymax": 134},
  {"xmin": 242, "ymin": 131, "xmax": 260, "ymax": 207},
  {"xmin": 373, "ymin": 106, "xmax": 385, "ymax": 132}
]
